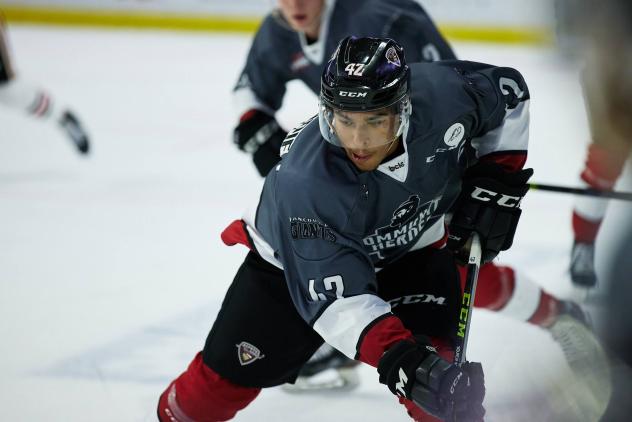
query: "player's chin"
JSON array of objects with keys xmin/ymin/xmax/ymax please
[{"xmin": 289, "ymin": 15, "xmax": 310, "ymax": 30}]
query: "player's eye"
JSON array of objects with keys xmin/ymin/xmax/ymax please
[
  {"xmin": 367, "ymin": 119, "xmax": 385, "ymax": 127},
  {"xmin": 338, "ymin": 118, "xmax": 354, "ymax": 127}
]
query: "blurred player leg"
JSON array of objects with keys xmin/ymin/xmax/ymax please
[
  {"xmin": 463, "ymin": 261, "xmax": 611, "ymax": 399},
  {"xmin": 0, "ymin": 13, "xmax": 15, "ymax": 82},
  {"xmin": 570, "ymin": 142, "xmax": 628, "ymax": 288},
  {"xmin": 580, "ymin": 0, "xmax": 632, "ymax": 418},
  {"xmin": 570, "ymin": 28, "xmax": 632, "ymax": 288},
  {"xmin": 461, "ymin": 263, "xmax": 590, "ymax": 328},
  {"xmin": 0, "ymin": 17, "xmax": 90, "ymax": 155}
]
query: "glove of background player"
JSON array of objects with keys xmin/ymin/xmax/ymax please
[
  {"xmin": 448, "ymin": 163, "xmax": 533, "ymax": 264},
  {"xmin": 233, "ymin": 110, "xmax": 287, "ymax": 176},
  {"xmin": 378, "ymin": 337, "xmax": 485, "ymax": 422}
]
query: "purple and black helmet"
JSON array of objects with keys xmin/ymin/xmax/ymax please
[
  {"xmin": 318, "ymin": 36, "xmax": 412, "ymax": 147},
  {"xmin": 320, "ymin": 36, "xmax": 410, "ymax": 112}
]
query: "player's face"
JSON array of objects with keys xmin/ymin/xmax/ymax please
[
  {"xmin": 278, "ymin": 0, "xmax": 324, "ymax": 37},
  {"xmin": 332, "ymin": 109, "xmax": 400, "ymax": 171}
]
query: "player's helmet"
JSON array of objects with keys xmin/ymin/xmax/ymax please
[{"xmin": 319, "ymin": 36, "xmax": 412, "ymax": 148}]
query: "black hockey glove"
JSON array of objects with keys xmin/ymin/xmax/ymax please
[
  {"xmin": 378, "ymin": 337, "xmax": 485, "ymax": 422},
  {"xmin": 448, "ymin": 163, "xmax": 534, "ymax": 264},
  {"xmin": 233, "ymin": 110, "xmax": 288, "ymax": 177}
]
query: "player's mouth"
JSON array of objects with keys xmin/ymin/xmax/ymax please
[
  {"xmin": 292, "ymin": 14, "xmax": 308, "ymax": 25},
  {"xmin": 350, "ymin": 151, "xmax": 373, "ymax": 163}
]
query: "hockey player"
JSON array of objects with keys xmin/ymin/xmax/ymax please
[
  {"xmin": 566, "ymin": 1, "xmax": 632, "ymax": 419},
  {"xmin": 232, "ymin": 0, "xmax": 592, "ymax": 390},
  {"xmin": 0, "ymin": 16, "xmax": 90, "ymax": 155},
  {"xmin": 232, "ymin": 0, "xmax": 455, "ymax": 177},
  {"xmin": 158, "ymin": 36, "xmax": 535, "ymax": 422},
  {"xmin": 555, "ymin": 0, "xmax": 631, "ymax": 289},
  {"xmin": 569, "ymin": 73, "xmax": 630, "ymax": 288},
  {"xmin": 233, "ymin": 0, "xmax": 457, "ymax": 390}
]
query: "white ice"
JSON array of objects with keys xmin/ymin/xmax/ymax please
[{"xmin": 1, "ymin": 25, "xmax": 629, "ymax": 421}]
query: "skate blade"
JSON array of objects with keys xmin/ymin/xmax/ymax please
[
  {"xmin": 282, "ymin": 367, "xmax": 360, "ymax": 393},
  {"xmin": 550, "ymin": 315, "xmax": 612, "ymax": 420}
]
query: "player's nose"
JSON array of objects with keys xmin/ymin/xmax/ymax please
[{"xmin": 347, "ymin": 128, "xmax": 371, "ymax": 149}]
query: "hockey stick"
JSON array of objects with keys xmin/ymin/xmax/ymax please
[
  {"xmin": 529, "ymin": 183, "xmax": 632, "ymax": 201},
  {"xmin": 453, "ymin": 233, "xmax": 482, "ymax": 365}
]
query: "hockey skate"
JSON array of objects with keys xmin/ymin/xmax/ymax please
[
  {"xmin": 570, "ymin": 242, "xmax": 597, "ymax": 288},
  {"xmin": 282, "ymin": 344, "xmax": 360, "ymax": 393},
  {"xmin": 59, "ymin": 110, "xmax": 90, "ymax": 154},
  {"xmin": 548, "ymin": 303, "xmax": 611, "ymax": 418}
]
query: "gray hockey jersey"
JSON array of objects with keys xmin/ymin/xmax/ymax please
[
  {"xmin": 233, "ymin": 0, "xmax": 456, "ymax": 118},
  {"xmin": 234, "ymin": 60, "xmax": 530, "ymax": 359}
]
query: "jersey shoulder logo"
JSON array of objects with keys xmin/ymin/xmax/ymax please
[{"xmin": 444, "ymin": 122, "xmax": 465, "ymax": 147}]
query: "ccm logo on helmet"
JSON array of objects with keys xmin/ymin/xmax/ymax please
[{"xmin": 338, "ymin": 91, "xmax": 367, "ymax": 98}]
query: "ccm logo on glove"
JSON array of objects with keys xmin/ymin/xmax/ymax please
[{"xmin": 470, "ymin": 187, "xmax": 522, "ymax": 208}]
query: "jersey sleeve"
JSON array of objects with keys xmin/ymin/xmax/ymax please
[
  {"xmin": 455, "ymin": 61, "xmax": 531, "ymax": 171},
  {"xmin": 232, "ymin": 16, "xmax": 292, "ymax": 118}
]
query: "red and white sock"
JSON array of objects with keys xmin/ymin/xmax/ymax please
[
  {"xmin": 573, "ymin": 143, "xmax": 627, "ymax": 243},
  {"xmin": 0, "ymin": 79, "xmax": 57, "ymax": 119},
  {"xmin": 461, "ymin": 263, "xmax": 561, "ymax": 328},
  {"xmin": 158, "ymin": 352, "xmax": 260, "ymax": 422}
]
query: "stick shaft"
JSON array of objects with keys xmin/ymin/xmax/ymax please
[
  {"xmin": 453, "ymin": 233, "xmax": 482, "ymax": 365},
  {"xmin": 529, "ymin": 183, "xmax": 632, "ymax": 201}
]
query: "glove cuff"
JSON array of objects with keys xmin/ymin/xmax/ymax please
[{"xmin": 377, "ymin": 336, "xmax": 437, "ymax": 398}]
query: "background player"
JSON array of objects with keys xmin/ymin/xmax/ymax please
[
  {"xmin": 232, "ymin": 0, "xmax": 455, "ymax": 177},
  {"xmin": 560, "ymin": 0, "xmax": 632, "ymax": 419},
  {"xmin": 568, "ymin": 27, "xmax": 631, "ymax": 289},
  {"xmin": 0, "ymin": 14, "xmax": 90, "ymax": 155}
]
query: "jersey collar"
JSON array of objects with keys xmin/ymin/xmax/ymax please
[
  {"xmin": 377, "ymin": 124, "xmax": 410, "ymax": 182},
  {"xmin": 298, "ymin": 0, "xmax": 336, "ymax": 65}
]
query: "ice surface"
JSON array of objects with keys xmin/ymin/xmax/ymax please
[{"xmin": 1, "ymin": 25, "xmax": 629, "ymax": 421}]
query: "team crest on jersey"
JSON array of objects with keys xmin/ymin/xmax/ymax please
[
  {"xmin": 363, "ymin": 196, "xmax": 442, "ymax": 261},
  {"xmin": 385, "ymin": 47, "xmax": 401, "ymax": 67},
  {"xmin": 390, "ymin": 195, "xmax": 420, "ymax": 227},
  {"xmin": 236, "ymin": 341, "xmax": 265, "ymax": 366}
]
